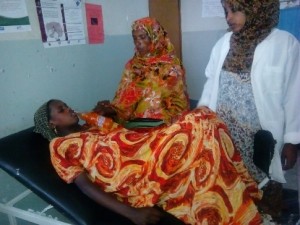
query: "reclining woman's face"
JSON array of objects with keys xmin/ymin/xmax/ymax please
[
  {"xmin": 132, "ymin": 29, "xmax": 152, "ymax": 57},
  {"xmin": 48, "ymin": 100, "xmax": 79, "ymax": 128}
]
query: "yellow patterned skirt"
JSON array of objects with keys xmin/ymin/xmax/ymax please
[{"xmin": 50, "ymin": 107, "xmax": 262, "ymax": 225}]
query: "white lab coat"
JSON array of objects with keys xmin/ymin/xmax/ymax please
[{"xmin": 198, "ymin": 28, "xmax": 300, "ymax": 183}]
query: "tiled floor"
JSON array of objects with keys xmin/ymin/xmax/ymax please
[
  {"xmin": 280, "ymin": 189, "xmax": 299, "ymax": 224},
  {"xmin": 283, "ymin": 164, "xmax": 298, "ymax": 190},
  {"xmin": 0, "ymin": 170, "xmax": 72, "ymax": 225}
]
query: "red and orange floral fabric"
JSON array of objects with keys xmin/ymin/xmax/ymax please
[
  {"xmin": 111, "ymin": 17, "xmax": 189, "ymax": 124},
  {"xmin": 50, "ymin": 107, "xmax": 262, "ymax": 225}
]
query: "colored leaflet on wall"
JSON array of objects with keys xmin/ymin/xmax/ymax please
[
  {"xmin": 35, "ymin": 0, "xmax": 85, "ymax": 48},
  {"xmin": 85, "ymin": 3, "xmax": 104, "ymax": 44},
  {"xmin": 0, "ymin": 0, "xmax": 31, "ymax": 33}
]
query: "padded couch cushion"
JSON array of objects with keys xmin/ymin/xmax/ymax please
[
  {"xmin": 0, "ymin": 127, "xmax": 136, "ymax": 225},
  {"xmin": 0, "ymin": 128, "xmax": 185, "ymax": 225}
]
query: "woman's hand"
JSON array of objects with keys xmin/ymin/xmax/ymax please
[
  {"xmin": 75, "ymin": 173, "xmax": 163, "ymax": 225},
  {"xmin": 93, "ymin": 100, "xmax": 117, "ymax": 117},
  {"xmin": 127, "ymin": 207, "xmax": 162, "ymax": 225},
  {"xmin": 281, "ymin": 143, "xmax": 299, "ymax": 170}
]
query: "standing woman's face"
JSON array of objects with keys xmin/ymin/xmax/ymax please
[
  {"xmin": 223, "ymin": 2, "xmax": 246, "ymax": 33},
  {"xmin": 132, "ymin": 29, "xmax": 152, "ymax": 57}
]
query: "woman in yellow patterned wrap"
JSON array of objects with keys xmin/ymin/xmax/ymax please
[
  {"xmin": 34, "ymin": 99, "xmax": 263, "ymax": 225},
  {"xmin": 94, "ymin": 17, "xmax": 190, "ymax": 126}
]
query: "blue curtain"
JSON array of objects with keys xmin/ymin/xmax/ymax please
[{"xmin": 277, "ymin": 6, "xmax": 300, "ymax": 41}]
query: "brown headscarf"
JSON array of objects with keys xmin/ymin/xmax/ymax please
[{"xmin": 222, "ymin": 0, "xmax": 280, "ymax": 73}]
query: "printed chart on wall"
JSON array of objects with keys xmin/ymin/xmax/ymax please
[
  {"xmin": 202, "ymin": 0, "xmax": 224, "ymax": 17},
  {"xmin": 0, "ymin": 0, "xmax": 31, "ymax": 33},
  {"xmin": 35, "ymin": 0, "xmax": 85, "ymax": 48}
]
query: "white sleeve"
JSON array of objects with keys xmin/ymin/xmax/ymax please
[
  {"xmin": 197, "ymin": 44, "xmax": 218, "ymax": 107},
  {"xmin": 283, "ymin": 36, "xmax": 300, "ymax": 144}
]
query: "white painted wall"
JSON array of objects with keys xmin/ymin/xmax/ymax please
[
  {"xmin": 181, "ymin": 0, "xmax": 227, "ymax": 99},
  {"xmin": 0, "ymin": 0, "xmax": 149, "ymax": 139},
  {"xmin": 92, "ymin": 0, "xmax": 149, "ymax": 35},
  {"xmin": 0, "ymin": 0, "xmax": 148, "ymax": 41},
  {"xmin": 181, "ymin": 0, "xmax": 227, "ymax": 32}
]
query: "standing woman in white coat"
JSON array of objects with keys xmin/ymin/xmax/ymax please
[{"xmin": 198, "ymin": 0, "xmax": 300, "ymax": 220}]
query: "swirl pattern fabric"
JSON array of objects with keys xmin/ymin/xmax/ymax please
[{"xmin": 50, "ymin": 107, "xmax": 262, "ymax": 224}]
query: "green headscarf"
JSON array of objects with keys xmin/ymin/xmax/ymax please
[{"xmin": 33, "ymin": 100, "xmax": 57, "ymax": 141}]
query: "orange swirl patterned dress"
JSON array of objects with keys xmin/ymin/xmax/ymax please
[{"xmin": 50, "ymin": 107, "xmax": 262, "ymax": 225}]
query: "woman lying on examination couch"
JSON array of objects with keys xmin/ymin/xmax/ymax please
[{"xmin": 34, "ymin": 99, "xmax": 263, "ymax": 225}]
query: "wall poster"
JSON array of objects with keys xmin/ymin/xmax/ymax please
[
  {"xmin": 35, "ymin": 0, "xmax": 86, "ymax": 48},
  {"xmin": 202, "ymin": 0, "xmax": 224, "ymax": 18},
  {"xmin": 0, "ymin": 0, "xmax": 31, "ymax": 33}
]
